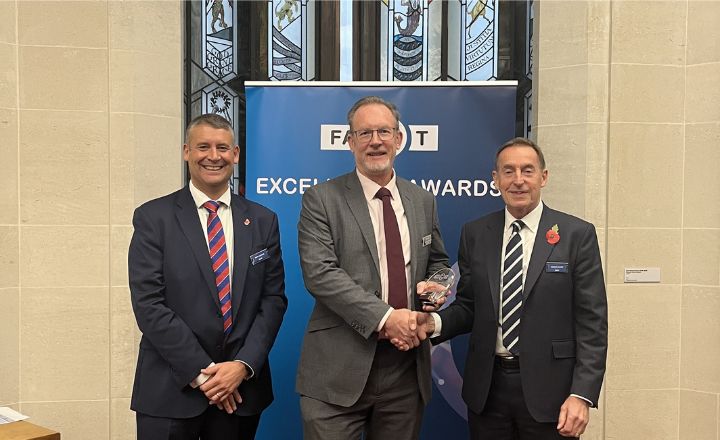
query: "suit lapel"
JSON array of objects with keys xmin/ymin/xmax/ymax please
[
  {"xmin": 344, "ymin": 173, "xmax": 381, "ymax": 276},
  {"xmin": 524, "ymin": 207, "xmax": 558, "ymax": 298},
  {"xmin": 230, "ymin": 195, "xmax": 251, "ymax": 325},
  {"xmin": 486, "ymin": 212, "xmax": 504, "ymax": 320},
  {"xmin": 175, "ymin": 187, "xmax": 221, "ymax": 310}
]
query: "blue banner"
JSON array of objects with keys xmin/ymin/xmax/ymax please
[{"xmin": 246, "ymin": 82, "xmax": 516, "ymax": 439}]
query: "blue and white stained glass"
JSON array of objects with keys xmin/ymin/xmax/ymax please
[
  {"xmin": 201, "ymin": 83, "xmax": 239, "ymax": 124},
  {"xmin": 268, "ymin": 0, "xmax": 316, "ymax": 81},
  {"xmin": 380, "ymin": 0, "xmax": 441, "ymax": 81},
  {"xmin": 448, "ymin": 0, "xmax": 499, "ymax": 80},
  {"xmin": 202, "ymin": 0, "xmax": 237, "ymax": 80}
]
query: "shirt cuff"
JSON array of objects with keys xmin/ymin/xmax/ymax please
[
  {"xmin": 235, "ymin": 360, "xmax": 255, "ymax": 379},
  {"xmin": 190, "ymin": 362, "xmax": 215, "ymax": 388},
  {"xmin": 376, "ymin": 307, "xmax": 394, "ymax": 332},
  {"xmin": 570, "ymin": 394, "xmax": 593, "ymax": 407},
  {"xmin": 430, "ymin": 312, "xmax": 442, "ymax": 338}
]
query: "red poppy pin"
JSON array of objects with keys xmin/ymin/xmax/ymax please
[{"xmin": 546, "ymin": 224, "xmax": 560, "ymax": 245}]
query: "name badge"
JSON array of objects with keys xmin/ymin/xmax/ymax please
[
  {"xmin": 422, "ymin": 234, "xmax": 432, "ymax": 247},
  {"xmin": 546, "ymin": 262, "xmax": 569, "ymax": 273},
  {"xmin": 250, "ymin": 248, "xmax": 270, "ymax": 265}
]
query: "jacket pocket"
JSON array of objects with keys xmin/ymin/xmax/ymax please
[
  {"xmin": 307, "ymin": 314, "xmax": 345, "ymax": 332},
  {"xmin": 552, "ymin": 339, "xmax": 576, "ymax": 359}
]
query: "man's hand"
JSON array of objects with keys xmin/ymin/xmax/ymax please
[
  {"xmin": 557, "ymin": 395, "xmax": 590, "ymax": 437},
  {"xmin": 416, "ymin": 281, "xmax": 448, "ymax": 312},
  {"xmin": 214, "ymin": 389, "xmax": 243, "ymax": 414},
  {"xmin": 382, "ymin": 309, "xmax": 421, "ymax": 351},
  {"xmin": 200, "ymin": 361, "xmax": 248, "ymax": 404},
  {"xmin": 415, "ymin": 312, "xmax": 435, "ymax": 339},
  {"xmin": 390, "ymin": 313, "xmax": 435, "ymax": 349}
]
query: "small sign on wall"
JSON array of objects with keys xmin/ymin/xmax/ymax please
[{"xmin": 624, "ymin": 267, "xmax": 661, "ymax": 283}]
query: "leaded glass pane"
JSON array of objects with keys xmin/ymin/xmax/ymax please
[
  {"xmin": 268, "ymin": 0, "xmax": 316, "ymax": 81},
  {"xmin": 203, "ymin": 0, "xmax": 237, "ymax": 79},
  {"xmin": 524, "ymin": 0, "xmax": 533, "ymax": 137},
  {"xmin": 526, "ymin": 0, "xmax": 533, "ymax": 81},
  {"xmin": 187, "ymin": 0, "xmax": 243, "ymax": 193},
  {"xmin": 447, "ymin": 0, "xmax": 499, "ymax": 80},
  {"xmin": 380, "ymin": 0, "xmax": 442, "ymax": 81}
]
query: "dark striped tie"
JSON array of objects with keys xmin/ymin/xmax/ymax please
[
  {"xmin": 502, "ymin": 220, "xmax": 525, "ymax": 355},
  {"xmin": 203, "ymin": 201, "xmax": 232, "ymax": 335}
]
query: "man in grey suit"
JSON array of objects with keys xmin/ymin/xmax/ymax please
[{"xmin": 296, "ymin": 96, "xmax": 450, "ymax": 439}]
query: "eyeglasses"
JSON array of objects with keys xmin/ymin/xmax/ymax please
[{"xmin": 351, "ymin": 128, "xmax": 397, "ymax": 143}]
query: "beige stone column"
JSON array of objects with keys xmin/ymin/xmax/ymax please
[
  {"xmin": 536, "ymin": 1, "xmax": 720, "ymax": 439},
  {"xmin": 679, "ymin": 2, "xmax": 720, "ymax": 439},
  {"xmin": 107, "ymin": 2, "xmax": 183, "ymax": 438},
  {"xmin": 535, "ymin": 1, "xmax": 611, "ymax": 436},
  {"xmin": 0, "ymin": 0, "xmax": 20, "ymax": 414},
  {"xmin": 1, "ymin": 1, "xmax": 183, "ymax": 439}
]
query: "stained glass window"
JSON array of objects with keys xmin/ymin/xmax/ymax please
[
  {"xmin": 268, "ymin": 0, "xmax": 316, "ymax": 81},
  {"xmin": 524, "ymin": 0, "xmax": 533, "ymax": 136},
  {"xmin": 380, "ymin": 0, "xmax": 442, "ymax": 81},
  {"xmin": 185, "ymin": 0, "xmax": 534, "ymax": 190},
  {"xmin": 447, "ymin": 0, "xmax": 499, "ymax": 80},
  {"xmin": 186, "ymin": 0, "xmax": 245, "ymax": 192}
]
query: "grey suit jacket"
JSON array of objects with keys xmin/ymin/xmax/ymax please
[{"xmin": 296, "ymin": 171, "xmax": 449, "ymax": 407}]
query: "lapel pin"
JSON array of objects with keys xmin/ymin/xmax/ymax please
[
  {"xmin": 244, "ymin": 218, "xmax": 251, "ymax": 226},
  {"xmin": 546, "ymin": 224, "xmax": 560, "ymax": 245}
]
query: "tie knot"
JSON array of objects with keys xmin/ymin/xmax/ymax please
[
  {"xmin": 512, "ymin": 220, "xmax": 525, "ymax": 233},
  {"xmin": 374, "ymin": 187, "xmax": 392, "ymax": 200},
  {"xmin": 203, "ymin": 200, "xmax": 221, "ymax": 213}
]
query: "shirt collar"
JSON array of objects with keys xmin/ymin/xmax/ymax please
[
  {"xmin": 356, "ymin": 169, "xmax": 400, "ymax": 203},
  {"xmin": 189, "ymin": 180, "xmax": 232, "ymax": 209},
  {"xmin": 504, "ymin": 201, "xmax": 543, "ymax": 234}
]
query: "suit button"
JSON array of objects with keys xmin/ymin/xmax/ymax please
[{"xmin": 215, "ymin": 345, "xmax": 221, "ymax": 350}]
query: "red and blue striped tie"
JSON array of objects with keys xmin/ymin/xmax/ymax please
[{"xmin": 203, "ymin": 201, "xmax": 232, "ymax": 335}]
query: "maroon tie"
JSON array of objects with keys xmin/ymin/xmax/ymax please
[{"xmin": 375, "ymin": 187, "xmax": 407, "ymax": 309}]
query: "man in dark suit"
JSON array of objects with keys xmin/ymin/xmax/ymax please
[
  {"xmin": 128, "ymin": 114, "xmax": 287, "ymax": 440},
  {"xmin": 296, "ymin": 96, "xmax": 449, "ymax": 439},
  {"xmin": 423, "ymin": 137, "xmax": 607, "ymax": 439}
]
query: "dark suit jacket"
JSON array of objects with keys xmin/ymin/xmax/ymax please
[
  {"xmin": 296, "ymin": 172, "xmax": 449, "ymax": 407},
  {"xmin": 128, "ymin": 186, "xmax": 287, "ymax": 418},
  {"xmin": 435, "ymin": 205, "xmax": 607, "ymax": 422}
]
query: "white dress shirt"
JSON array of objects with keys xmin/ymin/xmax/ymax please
[
  {"xmin": 495, "ymin": 202, "xmax": 543, "ymax": 355},
  {"xmin": 430, "ymin": 202, "xmax": 542, "ymax": 341},
  {"xmin": 189, "ymin": 180, "xmax": 234, "ymax": 286},
  {"xmin": 355, "ymin": 170, "xmax": 412, "ymax": 331},
  {"xmin": 188, "ymin": 181, "xmax": 254, "ymax": 387}
]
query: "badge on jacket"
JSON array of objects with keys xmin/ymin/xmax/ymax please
[
  {"xmin": 546, "ymin": 262, "xmax": 569, "ymax": 273},
  {"xmin": 250, "ymin": 248, "xmax": 270, "ymax": 265}
]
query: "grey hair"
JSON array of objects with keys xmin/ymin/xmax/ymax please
[
  {"xmin": 185, "ymin": 113, "xmax": 235, "ymax": 144},
  {"xmin": 494, "ymin": 137, "xmax": 546, "ymax": 170},
  {"xmin": 346, "ymin": 96, "xmax": 401, "ymax": 131}
]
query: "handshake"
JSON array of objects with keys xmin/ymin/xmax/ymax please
[
  {"xmin": 378, "ymin": 280, "xmax": 448, "ymax": 351},
  {"xmin": 380, "ymin": 309, "xmax": 436, "ymax": 351}
]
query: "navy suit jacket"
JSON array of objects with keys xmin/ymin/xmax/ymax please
[
  {"xmin": 435, "ymin": 205, "xmax": 607, "ymax": 422},
  {"xmin": 128, "ymin": 186, "xmax": 287, "ymax": 418}
]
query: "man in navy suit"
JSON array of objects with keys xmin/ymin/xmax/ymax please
[
  {"xmin": 422, "ymin": 138, "xmax": 607, "ymax": 439},
  {"xmin": 128, "ymin": 114, "xmax": 287, "ymax": 439}
]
